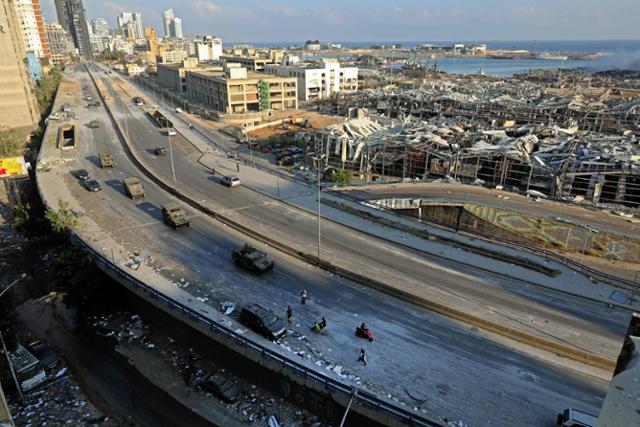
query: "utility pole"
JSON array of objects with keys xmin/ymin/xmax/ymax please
[
  {"xmin": 317, "ymin": 140, "xmax": 323, "ymax": 261},
  {"xmin": 168, "ymin": 133, "xmax": 177, "ymax": 185}
]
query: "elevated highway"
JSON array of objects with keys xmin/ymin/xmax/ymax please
[{"xmin": 34, "ymin": 64, "xmax": 634, "ymax": 426}]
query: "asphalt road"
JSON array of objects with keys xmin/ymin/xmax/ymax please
[
  {"xmin": 66, "ymin": 65, "xmax": 614, "ymax": 426},
  {"xmin": 99, "ymin": 68, "xmax": 629, "ymax": 359}
]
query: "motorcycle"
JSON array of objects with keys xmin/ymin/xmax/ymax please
[{"xmin": 355, "ymin": 325, "xmax": 373, "ymax": 342}]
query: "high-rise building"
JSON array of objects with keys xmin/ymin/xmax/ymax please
[
  {"xmin": 0, "ymin": 0, "xmax": 40, "ymax": 132},
  {"xmin": 162, "ymin": 9, "xmax": 183, "ymax": 38},
  {"xmin": 45, "ymin": 22, "xmax": 74, "ymax": 66},
  {"xmin": 54, "ymin": 0, "xmax": 92, "ymax": 59},
  {"xmin": 117, "ymin": 12, "xmax": 142, "ymax": 39},
  {"xmin": 144, "ymin": 26, "xmax": 159, "ymax": 57},
  {"xmin": 13, "ymin": 0, "xmax": 49, "ymax": 59},
  {"xmin": 162, "ymin": 9, "xmax": 173, "ymax": 38},
  {"xmin": 90, "ymin": 17, "xmax": 108, "ymax": 36},
  {"xmin": 171, "ymin": 17, "xmax": 182, "ymax": 39}
]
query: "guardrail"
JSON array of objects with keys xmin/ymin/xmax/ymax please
[{"xmin": 56, "ymin": 62, "xmax": 445, "ymax": 427}]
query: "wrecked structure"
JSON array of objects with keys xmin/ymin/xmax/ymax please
[{"xmin": 315, "ymin": 75, "xmax": 640, "ymax": 209}]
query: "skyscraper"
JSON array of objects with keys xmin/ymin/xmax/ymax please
[
  {"xmin": 171, "ymin": 17, "xmax": 182, "ymax": 39},
  {"xmin": 54, "ymin": 0, "xmax": 92, "ymax": 59},
  {"xmin": 0, "ymin": 0, "xmax": 40, "ymax": 132},
  {"xmin": 162, "ymin": 9, "xmax": 183, "ymax": 38},
  {"xmin": 117, "ymin": 12, "xmax": 142, "ymax": 39},
  {"xmin": 162, "ymin": 9, "xmax": 173, "ymax": 38}
]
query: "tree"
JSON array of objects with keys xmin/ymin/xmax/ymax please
[
  {"xmin": 45, "ymin": 199, "xmax": 80, "ymax": 233},
  {"xmin": 330, "ymin": 168, "xmax": 353, "ymax": 183},
  {"xmin": 0, "ymin": 128, "xmax": 23, "ymax": 157}
]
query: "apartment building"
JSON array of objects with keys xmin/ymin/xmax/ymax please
[
  {"xmin": 187, "ymin": 65, "xmax": 297, "ymax": 114},
  {"xmin": 0, "ymin": 0, "xmax": 40, "ymax": 132},
  {"xmin": 157, "ymin": 58, "xmax": 222, "ymax": 92},
  {"xmin": 158, "ymin": 49, "xmax": 187, "ymax": 63},
  {"xmin": 45, "ymin": 22, "xmax": 74, "ymax": 66},
  {"xmin": 14, "ymin": 0, "xmax": 49, "ymax": 59},
  {"xmin": 194, "ymin": 35, "xmax": 222, "ymax": 62},
  {"xmin": 264, "ymin": 58, "xmax": 358, "ymax": 101},
  {"xmin": 54, "ymin": 0, "xmax": 92, "ymax": 59}
]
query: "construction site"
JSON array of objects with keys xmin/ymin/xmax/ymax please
[{"xmin": 310, "ymin": 69, "xmax": 640, "ymax": 209}]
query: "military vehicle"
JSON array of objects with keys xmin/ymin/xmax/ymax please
[
  {"xmin": 232, "ymin": 243, "xmax": 274, "ymax": 274},
  {"xmin": 88, "ymin": 120, "xmax": 99, "ymax": 128},
  {"xmin": 154, "ymin": 147, "xmax": 167, "ymax": 156},
  {"xmin": 162, "ymin": 203, "xmax": 190, "ymax": 228},
  {"xmin": 123, "ymin": 177, "xmax": 145, "ymax": 199},
  {"xmin": 99, "ymin": 152, "xmax": 114, "ymax": 168}
]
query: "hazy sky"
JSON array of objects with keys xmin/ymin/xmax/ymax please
[{"xmin": 41, "ymin": 0, "xmax": 640, "ymax": 42}]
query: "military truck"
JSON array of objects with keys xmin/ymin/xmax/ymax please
[
  {"xmin": 99, "ymin": 152, "xmax": 114, "ymax": 168},
  {"xmin": 161, "ymin": 203, "xmax": 190, "ymax": 228},
  {"xmin": 123, "ymin": 177, "xmax": 145, "ymax": 199},
  {"xmin": 88, "ymin": 120, "xmax": 99, "ymax": 128},
  {"xmin": 232, "ymin": 243, "xmax": 274, "ymax": 274}
]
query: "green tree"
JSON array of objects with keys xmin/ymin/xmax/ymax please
[
  {"xmin": 12, "ymin": 203, "xmax": 30, "ymax": 231},
  {"xmin": 45, "ymin": 199, "xmax": 80, "ymax": 233},
  {"xmin": 0, "ymin": 128, "xmax": 23, "ymax": 157},
  {"xmin": 330, "ymin": 168, "xmax": 353, "ymax": 183}
]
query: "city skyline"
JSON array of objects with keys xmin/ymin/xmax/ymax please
[{"xmin": 38, "ymin": 0, "xmax": 640, "ymax": 42}]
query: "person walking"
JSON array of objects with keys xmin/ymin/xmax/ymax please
[
  {"xmin": 300, "ymin": 289, "xmax": 307, "ymax": 304},
  {"xmin": 358, "ymin": 348, "xmax": 367, "ymax": 366},
  {"xmin": 286, "ymin": 304, "xmax": 292, "ymax": 323},
  {"xmin": 236, "ymin": 163, "xmax": 240, "ymax": 173}
]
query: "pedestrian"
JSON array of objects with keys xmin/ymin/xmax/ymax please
[
  {"xmin": 358, "ymin": 348, "xmax": 367, "ymax": 366},
  {"xmin": 286, "ymin": 304, "xmax": 292, "ymax": 323},
  {"xmin": 300, "ymin": 289, "xmax": 307, "ymax": 304},
  {"xmin": 236, "ymin": 162, "xmax": 240, "ymax": 173}
]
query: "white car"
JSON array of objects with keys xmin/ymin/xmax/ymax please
[
  {"xmin": 175, "ymin": 107, "xmax": 183, "ymax": 113},
  {"xmin": 221, "ymin": 175, "xmax": 241, "ymax": 188},
  {"xmin": 166, "ymin": 129, "xmax": 177, "ymax": 136}
]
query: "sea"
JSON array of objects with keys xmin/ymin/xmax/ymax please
[{"xmin": 232, "ymin": 39, "xmax": 640, "ymax": 77}]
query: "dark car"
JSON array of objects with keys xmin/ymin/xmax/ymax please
[
  {"xmin": 154, "ymin": 147, "xmax": 167, "ymax": 156},
  {"xmin": 200, "ymin": 372, "xmax": 241, "ymax": 403},
  {"xmin": 82, "ymin": 179, "xmax": 101, "ymax": 192},
  {"xmin": 240, "ymin": 304, "xmax": 286, "ymax": 340},
  {"xmin": 26, "ymin": 341, "xmax": 59, "ymax": 370},
  {"xmin": 73, "ymin": 169, "xmax": 90, "ymax": 180}
]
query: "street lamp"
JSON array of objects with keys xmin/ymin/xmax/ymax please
[
  {"xmin": 168, "ymin": 132, "xmax": 177, "ymax": 185},
  {"xmin": 1, "ymin": 273, "xmax": 27, "ymax": 406},
  {"xmin": 315, "ymin": 140, "xmax": 326, "ymax": 261}
]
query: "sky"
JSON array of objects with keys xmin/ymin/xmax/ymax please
[{"xmin": 40, "ymin": 0, "xmax": 640, "ymax": 43}]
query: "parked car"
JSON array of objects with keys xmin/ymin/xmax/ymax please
[
  {"xmin": 200, "ymin": 372, "xmax": 241, "ymax": 403},
  {"xmin": 88, "ymin": 120, "xmax": 99, "ymax": 128},
  {"xmin": 26, "ymin": 341, "xmax": 59, "ymax": 370},
  {"xmin": 221, "ymin": 175, "xmax": 241, "ymax": 188},
  {"xmin": 166, "ymin": 129, "xmax": 177, "ymax": 136},
  {"xmin": 557, "ymin": 409, "xmax": 597, "ymax": 427},
  {"xmin": 175, "ymin": 107, "xmax": 183, "ymax": 113},
  {"xmin": 154, "ymin": 147, "xmax": 167, "ymax": 156},
  {"xmin": 72, "ymin": 169, "xmax": 90, "ymax": 181},
  {"xmin": 240, "ymin": 304, "xmax": 286, "ymax": 340},
  {"xmin": 82, "ymin": 179, "xmax": 101, "ymax": 192}
]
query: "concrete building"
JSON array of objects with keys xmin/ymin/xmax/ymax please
[
  {"xmin": 54, "ymin": 0, "xmax": 92, "ymax": 59},
  {"xmin": 0, "ymin": 0, "xmax": 40, "ymax": 132},
  {"xmin": 157, "ymin": 58, "xmax": 222, "ymax": 93},
  {"xmin": 45, "ymin": 22, "xmax": 74, "ymax": 66},
  {"xmin": 158, "ymin": 49, "xmax": 187, "ymax": 64},
  {"xmin": 265, "ymin": 59, "xmax": 358, "ymax": 101},
  {"xmin": 144, "ymin": 26, "xmax": 160, "ymax": 57},
  {"xmin": 305, "ymin": 40, "xmax": 321, "ymax": 51},
  {"xmin": 89, "ymin": 33, "xmax": 109, "ymax": 54},
  {"xmin": 110, "ymin": 36, "xmax": 133, "ymax": 55},
  {"xmin": 194, "ymin": 35, "xmax": 222, "ymax": 62},
  {"xmin": 187, "ymin": 65, "xmax": 297, "ymax": 114},
  {"xmin": 219, "ymin": 55, "xmax": 274, "ymax": 72},
  {"xmin": 117, "ymin": 12, "xmax": 143, "ymax": 39},
  {"xmin": 162, "ymin": 9, "xmax": 182, "ymax": 38},
  {"xmin": 25, "ymin": 50, "xmax": 42, "ymax": 80},
  {"xmin": 90, "ymin": 17, "xmax": 108, "ymax": 36},
  {"xmin": 14, "ymin": 0, "xmax": 49, "ymax": 59}
]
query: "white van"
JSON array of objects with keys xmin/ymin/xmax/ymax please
[{"xmin": 166, "ymin": 129, "xmax": 177, "ymax": 136}]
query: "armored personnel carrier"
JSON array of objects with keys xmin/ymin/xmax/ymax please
[
  {"xmin": 99, "ymin": 152, "xmax": 114, "ymax": 168},
  {"xmin": 123, "ymin": 177, "xmax": 145, "ymax": 199},
  {"xmin": 161, "ymin": 203, "xmax": 190, "ymax": 228},
  {"xmin": 232, "ymin": 243, "xmax": 274, "ymax": 274}
]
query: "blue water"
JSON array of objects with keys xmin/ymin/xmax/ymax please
[{"xmin": 234, "ymin": 39, "xmax": 640, "ymax": 77}]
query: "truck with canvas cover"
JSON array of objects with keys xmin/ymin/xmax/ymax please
[
  {"xmin": 99, "ymin": 152, "xmax": 114, "ymax": 168},
  {"xmin": 232, "ymin": 243, "xmax": 274, "ymax": 274},
  {"xmin": 162, "ymin": 203, "xmax": 190, "ymax": 228}
]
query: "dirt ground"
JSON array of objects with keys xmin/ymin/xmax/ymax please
[{"xmin": 246, "ymin": 111, "xmax": 342, "ymax": 139}]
